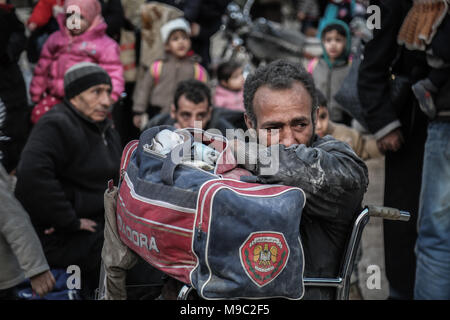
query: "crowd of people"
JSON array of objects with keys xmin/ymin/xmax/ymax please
[{"xmin": 0, "ymin": 0, "xmax": 448, "ymax": 301}]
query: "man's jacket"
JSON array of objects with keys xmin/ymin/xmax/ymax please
[
  {"xmin": 356, "ymin": 0, "xmax": 450, "ymax": 137},
  {"xmin": 0, "ymin": 164, "xmax": 49, "ymax": 290},
  {"xmin": 15, "ymin": 100, "xmax": 121, "ymax": 248},
  {"xmin": 252, "ymin": 135, "xmax": 369, "ymax": 299}
]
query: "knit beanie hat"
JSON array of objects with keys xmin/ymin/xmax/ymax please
[
  {"xmin": 64, "ymin": 0, "xmax": 102, "ymax": 26},
  {"xmin": 160, "ymin": 18, "xmax": 191, "ymax": 44},
  {"xmin": 64, "ymin": 62, "xmax": 112, "ymax": 99}
]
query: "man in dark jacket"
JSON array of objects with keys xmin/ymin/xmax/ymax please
[
  {"xmin": 15, "ymin": 62, "xmax": 122, "ymax": 299},
  {"xmin": 235, "ymin": 59, "xmax": 369, "ymax": 299},
  {"xmin": 0, "ymin": 2, "xmax": 31, "ymax": 174},
  {"xmin": 357, "ymin": 0, "xmax": 430, "ymax": 299}
]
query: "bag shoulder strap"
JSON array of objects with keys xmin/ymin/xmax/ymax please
[
  {"xmin": 307, "ymin": 58, "xmax": 319, "ymax": 74},
  {"xmin": 120, "ymin": 140, "xmax": 139, "ymax": 176},
  {"xmin": 151, "ymin": 60, "xmax": 163, "ymax": 85}
]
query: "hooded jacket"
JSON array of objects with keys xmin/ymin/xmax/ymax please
[
  {"xmin": 311, "ymin": 19, "xmax": 352, "ymax": 123},
  {"xmin": 15, "ymin": 99, "xmax": 121, "ymax": 250},
  {"xmin": 29, "ymin": 12, "xmax": 124, "ymax": 103}
]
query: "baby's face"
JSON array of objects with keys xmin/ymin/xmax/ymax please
[
  {"xmin": 322, "ymin": 30, "xmax": 346, "ymax": 61},
  {"xmin": 222, "ymin": 67, "xmax": 245, "ymax": 91},
  {"xmin": 315, "ymin": 106, "xmax": 329, "ymax": 138},
  {"xmin": 66, "ymin": 13, "xmax": 89, "ymax": 36},
  {"xmin": 165, "ymin": 30, "xmax": 191, "ymax": 59}
]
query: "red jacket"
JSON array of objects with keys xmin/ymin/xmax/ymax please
[{"xmin": 27, "ymin": 0, "xmax": 64, "ymax": 28}]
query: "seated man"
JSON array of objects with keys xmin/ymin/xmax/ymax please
[
  {"xmin": 144, "ymin": 79, "xmax": 237, "ymax": 133},
  {"xmin": 15, "ymin": 62, "xmax": 122, "ymax": 300},
  {"xmin": 235, "ymin": 59, "xmax": 369, "ymax": 299}
]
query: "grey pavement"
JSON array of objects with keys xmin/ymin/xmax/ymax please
[{"xmin": 355, "ymin": 156, "xmax": 389, "ymax": 300}]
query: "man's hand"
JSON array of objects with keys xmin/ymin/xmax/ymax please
[
  {"xmin": 28, "ymin": 22, "xmax": 37, "ymax": 32},
  {"xmin": 297, "ymin": 11, "xmax": 306, "ymax": 21},
  {"xmin": 377, "ymin": 128, "xmax": 404, "ymax": 153},
  {"xmin": 45, "ymin": 218, "xmax": 97, "ymax": 234},
  {"xmin": 228, "ymin": 138, "xmax": 259, "ymax": 172},
  {"xmin": 80, "ymin": 218, "xmax": 97, "ymax": 232},
  {"xmin": 44, "ymin": 227, "xmax": 55, "ymax": 235},
  {"xmin": 30, "ymin": 270, "xmax": 56, "ymax": 298},
  {"xmin": 190, "ymin": 22, "xmax": 200, "ymax": 37},
  {"xmin": 133, "ymin": 114, "xmax": 145, "ymax": 129}
]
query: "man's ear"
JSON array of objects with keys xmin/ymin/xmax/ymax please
[
  {"xmin": 70, "ymin": 97, "xmax": 77, "ymax": 106},
  {"xmin": 244, "ymin": 113, "xmax": 254, "ymax": 130},
  {"xmin": 219, "ymin": 79, "xmax": 228, "ymax": 88},
  {"xmin": 170, "ymin": 104, "xmax": 177, "ymax": 119},
  {"xmin": 203, "ymin": 105, "xmax": 212, "ymax": 124},
  {"xmin": 70, "ymin": 95, "xmax": 82, "ymax": 111},
  {"xmin": 314, "ymin": 107, "xmax": 319, "ymax": 126}
]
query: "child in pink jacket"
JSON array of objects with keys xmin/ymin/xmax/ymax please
[
  {"xmin": 213, "ymin": 60, "xmax": 245, "ymax": 112},
  {"xmin": 27, "ymin": 0, "xmax": 64, "ymax": 32},
  {"xmin": 30, "ymin": 0, "xmax": 124, "ymax": 124}
]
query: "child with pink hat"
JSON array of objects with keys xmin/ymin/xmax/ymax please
[{"xmin": 30, "ymin": 0, "xmax": 124, "ymax": 124}]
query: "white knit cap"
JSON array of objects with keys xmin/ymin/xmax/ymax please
[{"xmin": 160, "ymin": 18, "xmax": 191, "ymax": 44}]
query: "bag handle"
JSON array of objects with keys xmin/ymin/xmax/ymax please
[
  {"xmin": 136, "ymin": 125, "xmax": 174, "ymax": 165},
  {"xmin": 160, "ymin": 131, "xmax": 193, "ymax": 185}
]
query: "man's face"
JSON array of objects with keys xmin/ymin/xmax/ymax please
[
  {"xmin": 70, "ymin": 84, "xmax": 112, "ymax": 122},
  {"xmin": 245, "ymin": 81, "xmax": 316, "ymax": 147},
  {"xmin": 165, "ymin": 30, "xmax": 191, "ymax": 59},
  {"xmin": 315, "ymin": 106, "xmax": 329, "ymax": 138},
  {"xmin": 171, "ymin": 94, "xmax": 212, "ymax": 129}
]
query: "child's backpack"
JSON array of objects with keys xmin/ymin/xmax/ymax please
[
  {"xmin": 307, "ymin": 57, "xmax": 320, "ymax": 74},
  {"xmin": 150, "ymin": 60, "xmax": 208, "ymax": 85},
  {"xmin": 115, "ymin": 126, "xmax": 306, "ymax": 299}
]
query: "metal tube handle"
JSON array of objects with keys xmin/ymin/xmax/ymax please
[{"xmin": 367, "ymin": 205, "xmax": 410, "ymax": 221}]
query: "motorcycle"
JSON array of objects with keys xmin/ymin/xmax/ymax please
[{"xmin": 218, "ymin": 0, "xmax": 322, "ymax": 68}]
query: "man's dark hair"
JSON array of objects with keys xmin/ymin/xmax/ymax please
[
  {"xmin": 321, "ymin": 23, "xmax": 347, "ymax": 40},
  {"xmin": 243, "ymin": 59, "xmax": 318, "ymax": 126},
  {"xmin": 173, "ymin": 79, "xmax": 211, "ymax": 110},
  {"xmin": 316, "ymin": 89, "xmax": 328, "ymax": 108},
  {"xmin": 216, "ymin": 60, "xmax": 242, "ymax": 82}
]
